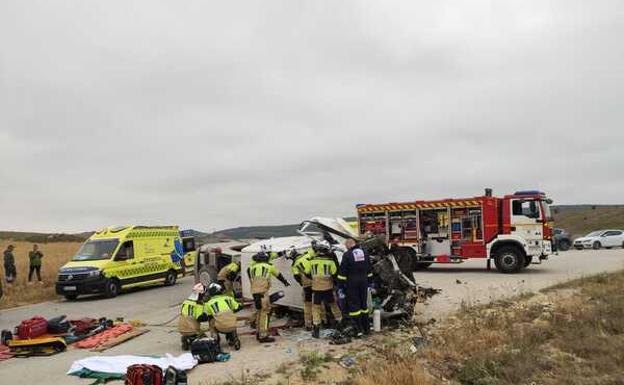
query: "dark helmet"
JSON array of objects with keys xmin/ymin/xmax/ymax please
[
  {"xmin": 312, "ymin": 240, "xmax": 331, "ymax": 254},
  {"xmin": 207, "ymin": 283, "xmax": 225, "ymax": 296},
  {"xmin": 285, "ymin": 247, "xmax": 299, "ymax": 261},
  {"xmin": 252, "ymin": 252, "xmax": 269, "ymax": 263}
]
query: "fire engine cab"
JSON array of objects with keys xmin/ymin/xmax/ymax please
[{"xmin": 357, "ymin": 189, "xmax": 554, "ymax": 273}]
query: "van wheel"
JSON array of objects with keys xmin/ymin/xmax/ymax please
[
  {"xmin": 494, "ymin": 246, "xmax": 525, "ymax": 274},
  {"xmin": 105, "ymin": 279, "xmax": 121, "ymax": 298},
  {"xmin": 64, "ymin": 294, "xmax": 78, "ymax": 301},
  {"xmin": 592, "ymin": 241, "xmax": 601, "ymax": 250},
  {"xmin": 164, "ymin": 270, "xmax": 177, "ymax": 286}
]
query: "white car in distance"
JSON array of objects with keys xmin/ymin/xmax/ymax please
[{"xmin": 573, "ymin": 230, "xmax": 624, "ymax": 250}]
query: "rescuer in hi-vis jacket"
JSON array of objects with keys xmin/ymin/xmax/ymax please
[
  {"xmin": 309, "ymin": 241, "xmax": 343, "ymax": 338},
  {"xmin": 204, "ymin": 282, "xmax": 242, "ymax": 350},
  {"xmin": 178, "ymin": 283, "xmax": 209, "ymax": 350},
  {"xmin": 287, "ymin": 247, "xmax": 316, "ymax": 330},
  {"xmin": 247, "ymin": 248, "xmax": 290, "ymax": 343},
  {"xmin": 217, "ymin": 261, "xmax": 240, "ymax": 297}
]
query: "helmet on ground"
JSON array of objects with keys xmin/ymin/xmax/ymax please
[{"xmin": 207, "ymin": 283, "xmax": 225, "ymax": 296}]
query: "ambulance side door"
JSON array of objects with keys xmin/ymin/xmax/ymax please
[{"xmin": 112, "ymin": 240, "xmax": 137, "ymax": 285}]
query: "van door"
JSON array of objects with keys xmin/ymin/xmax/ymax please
[
  {"xmin": 182, "ymin": 237, "xmax": 197, "ymax": 271},
  {"xmin": 510, "ymin": 199, "xmax": 543, "ymax": 256},
  {"xmin": 112, "ymin": 240, "xmax": 136, "ymax": 285}
]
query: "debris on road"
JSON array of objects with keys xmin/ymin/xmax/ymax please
[{"xmin": 339, "ymin": 356, "xmax": 356, "ymax": 368}]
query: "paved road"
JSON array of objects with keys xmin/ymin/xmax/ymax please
[{"xmin": 0, "ymin": 249, "xmax": 622, "ymax": 384}]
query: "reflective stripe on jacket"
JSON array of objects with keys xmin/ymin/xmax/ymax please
[
  {"xmin": 310, "ymin": 257, "xmax": 337, "ymax": 291},
  {"xmin": 180, "ymin": 299, "xmax": 204, "ymax": 320}
]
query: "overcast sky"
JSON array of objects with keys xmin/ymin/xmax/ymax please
[{"xmin": 1, "ymin": 1, "xmax": 622, "ymax": 233}]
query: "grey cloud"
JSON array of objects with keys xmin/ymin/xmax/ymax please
[{"xmin": 1, "ymin": 0, "xmax": 623, "ymax": 232}]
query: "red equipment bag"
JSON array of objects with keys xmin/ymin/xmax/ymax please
[
  {"xmin": 125, "ymin": 364, "xmax": 163, "ymax": 385},
  {"xmin": 69, "ymin": 318, "xmax": 97, "ymax": 335},
  {"xmin": 16, "ymin": 316, "xmax": 48, "ymax": 339}
]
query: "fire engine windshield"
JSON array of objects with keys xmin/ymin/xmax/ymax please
[
  {"xmin": 541, "ymin": 200, "xmax": 553, "ymax": 220},
  {"xmin": 72, "ymin": 239, "xmax": 120, "ymax": 261}
]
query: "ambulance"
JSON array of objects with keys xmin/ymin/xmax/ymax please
[{"xmin": 55, "ymin": 225, "xmax": 196, "ymax": 300}]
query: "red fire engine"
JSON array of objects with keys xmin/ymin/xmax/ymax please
[{"xmin": 356, "ymin": 189, "xmax": 554, "ymax": 273}]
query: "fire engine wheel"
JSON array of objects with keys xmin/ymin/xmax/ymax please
[
  {"xmin": 164, "ymin": 270, "xmax": 178, "ymax": 286},
  {"xmin": 105, "ymin": 278, "xmax": 121, "ymax": 298},
  {"xmin": 414, "ymin": 262, "xmax": 432, "ymax": 270},
  {"xmin": 592, "ymin": 241, "xmax": 601, "ymax": 250},
  {"xmin": 523, "ymin": 256, "xmax": 533, "ymax": 267},
  {"xmin": 494, "ymin": 246, "xmax": 525, "ymax": 274}
]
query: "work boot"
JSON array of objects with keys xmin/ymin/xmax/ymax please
[
  {"xmin": 257, "ymin": 336, "xmax": 275, "ymax": 343},
  {"xmin": 312, "ymin": 325, "xmax": 320, "ymax": 339},
  {"xmin": 360, "ymin": 314, "xmax": 371, "ymax": 336}
]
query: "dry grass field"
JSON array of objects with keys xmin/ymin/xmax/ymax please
[
  {"xmin": 347, "ymin": 270, "xmax": 624, "ymax": 385},
  {"xmin": 0, "ymin": 240, "xmax": 81, "ymax": 309}
]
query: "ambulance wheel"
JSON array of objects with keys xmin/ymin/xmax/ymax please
[
  {"xmin": 494, "ymin": 246, "xmax": 525, "ymax": 274},
  {"xmin": 164, "ymin": 270, "xmax": 177, "ymax": 286},
  {"xmin": 105, "ymin": 278, "xmax": 121, "ymax": 298},
  {"xmin": 64, "ymin": 294, "xmax": 78, "ymax": 301}
]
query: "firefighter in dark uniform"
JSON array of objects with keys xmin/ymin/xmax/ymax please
[
  {"xmin": 309, "ymin": 241, "xmax": 343, "ymax": 338},
  {"xmin": 247, "ymin": 248, "xmax": 290, "ymax": 343},
  {"xmin": 338, "ymin": 238, "xmax": 372, "ymax": 336}
]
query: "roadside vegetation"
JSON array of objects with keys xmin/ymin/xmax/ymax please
[
  {"xmin": 349, "ymin": 270, "xmax": 624, "ymax": 385},
  {"xmin": 0, "ymin": 240, "xmax": 81, "ymax": 309},
  {"xmin": 553, "ymin": 205, "xmax": 624, "ymax": 238}
]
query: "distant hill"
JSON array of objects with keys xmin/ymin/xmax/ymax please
[
  {"xmin": 209, "ymin": 208, "xmax": 624, "ymax": 242},
  {"xmin": 552, "ymin": 205, "xmax": 624, "ymax": 238},
  {"xmin": 0, "ymin": 231, "xmax": 90, "ymax": 243},
  {"xmin": 213, "ymin": 224, "xmax": 301, "ymax": 240},
  {"xmin": 2, "ymin": 207, "xmax": 621, "ymax": 245}
]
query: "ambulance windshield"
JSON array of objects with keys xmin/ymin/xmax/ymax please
[{"xmin": 73, "ymin": 239, "xmax": 120, "ymax": 261}]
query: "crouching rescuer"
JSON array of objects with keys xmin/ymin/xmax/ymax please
[
  {"xmin": 310, "ymin": 242, "xmax": 343, "ymax": 338},
  {"xmin": 247, "ymin": 250, "xmax": 290, "ymax": 343},
  {"xmin": 204, "ymin": 282, "xmax": 242, "ymax": 350},
  {"xmin": 338, "ymin": 238, "xmax": 372, "ymax": 336},
  {"xmin": 178, "ymin": 283, "xmax": 209, "ymax": 350}
]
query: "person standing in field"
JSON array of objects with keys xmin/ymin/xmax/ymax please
[
  {"xmin": 28, "ymin": 244, "xmax": 44, "ymax": 284},
  {"xmin": 3, "ymin": 245, "xmax": 17, "ymax": 285}
]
